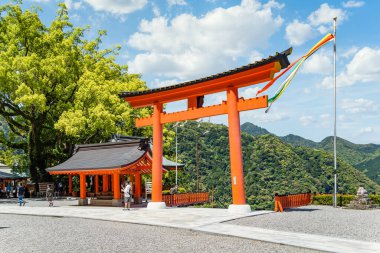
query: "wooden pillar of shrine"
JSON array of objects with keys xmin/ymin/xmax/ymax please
[
  {"xmin": 79, "ymin": 174, "xmax": 88, "ymax": 205},
  {"xmin": 148, "ymin": 102, "xmax": 165, "ymax": 209},
  {"xmin": 134, "ymin": 172, "xmax": 142, "ymax": 204},
  {"xmin": 227, "ymin": 87, "xmax": 250, "ymax": 213},
  {"xmin": 68, "ymin": 175, "xmax": 72, "ymax": 195},
  {"xmin": 103, "ymin": 175, "xmax": 108, "ymax": 192},
  {"xmin": 95, "ymin": 175, "xmax": 99, "ymax": 195},
  {"xmin": 112, "ymin": 172, "xmax": 121, "ymax": 206}
]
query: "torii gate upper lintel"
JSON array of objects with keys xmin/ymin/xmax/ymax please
[{"xmin": 120, "ymin": 48, "xmax": 292, "ymax": 212}]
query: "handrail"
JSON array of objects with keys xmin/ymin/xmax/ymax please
[
  {"xmin": 162, "ymin": 192, "xmax": 209, "ymax": 206},
  {"xmin": 274, "ymin": 192, "xmax": 311, "ymax": 212}
]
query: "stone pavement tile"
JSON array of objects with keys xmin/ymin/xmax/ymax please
[
  {"xmin": 0, "ymin": 205, "xmax": 271, "ymax": 229},
  {"xmin": 194, "ymin": 223, "xmax": 380, "ymax": 253}
]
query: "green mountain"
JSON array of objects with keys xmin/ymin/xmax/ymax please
[
  {"xmin": 167, "ymin": 122, "xmax": 380, "ymax": 210},
  {"xmin": 281, "ymin": 134, "xmax": 318, "ymax": 148},
  {"xmin": 241, "ymin": 122, "xmax": 270, "ymax": 136},
  {"xmin": 356, "ymin": 156, "xmax": 380, "ymax": 185},
  {"xmin": 241, "ymin": 122, "xmax": 380, "ymax": 185}
]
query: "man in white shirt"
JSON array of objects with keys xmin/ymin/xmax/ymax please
[{"xmin": 121, "ymin": 182, "xmax": 132, "ymax": 210}]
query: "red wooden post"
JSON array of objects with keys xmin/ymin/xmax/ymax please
[
  {"xmin": 151, "ymin": 103, "xmax": 164, "ymax": 204},
  {"xmin": 227, "ymin": 87, "xmax": 246, "ymax": 206}
]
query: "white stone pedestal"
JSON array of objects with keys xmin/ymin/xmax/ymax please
[
  {"xmin": 228, "ymin": 204, "xmax": 251, "ymax": 214},
  {"xmin": 147, "ymin": 202, "xmax": 166, "ymax": 210}
]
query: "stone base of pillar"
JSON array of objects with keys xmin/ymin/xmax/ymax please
[
  {"xmin": 228, "ymin": 204, "xmax": 251, "ymax": 214},
  {"xmin": 112, "ymin": 199, "xmax": 122, "ymax": 207},
  {"xmin": 78, "ymin": 198, "xmax": 88, "ymax": 206},
  {"xmin": 147, "ymin": 202, "xmax": 166, "ymax": 210},
  {"xmin": 134, "ymin": 197, "xmax": 142, "ymax": 204}
]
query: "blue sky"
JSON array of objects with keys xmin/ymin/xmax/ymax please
[{"xmin": 14, "ymin": 0, "xmax": 380, "ymax": 144}]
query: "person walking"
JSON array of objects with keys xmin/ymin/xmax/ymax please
[
  {"xmin": 17, "ymin": 183, "xmax": 26, "ymax": 206},
  {"xmin": 121, "ymin": 182, "xmax": 132, "ymax": 210},
  {"xmin": 6, "ymin": 183, "xmax": 11, "ymax": 198},
  {"xmin": 46, "ymin": 184, "xmax": 54, "ymax": 207}
]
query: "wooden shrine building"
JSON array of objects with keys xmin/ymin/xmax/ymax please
[
  {"xmin": 46, "ymin": 138, "xmax": 183, "ymax": 206},
  {"xmin": 0, "ymin": 163, "xmax": 28, "ymax": 192},
  {"xmin": 119, "ymin": 48, "xmax": 292, "ymax": 212}
]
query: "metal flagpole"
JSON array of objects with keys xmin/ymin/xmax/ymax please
[{"xmin": 333, "ymin": 17, "xmax": 337, "ymax": 208}]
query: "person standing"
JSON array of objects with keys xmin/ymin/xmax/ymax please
[
  {"xmin": 121, "ymin": 182, "xmax": 132, "ymax": 210},
  {"xmin": 17, "ymin": 183, "xmax": 26, "ymax": 206},
  {"xmin": 46, "ymin": 184, "xmax": 54, "ymax": 207},
  {"xmin": 6, "ymin": 183, "xmax": 11, "ymax": 198}
]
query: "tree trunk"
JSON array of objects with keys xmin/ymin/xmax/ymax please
[{"xmin": 28, "ymin": 120, "xmax": 50, "ymax": 184}]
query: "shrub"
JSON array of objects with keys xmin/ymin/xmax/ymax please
[
  {"xmin": 162, "ymin": 190, "xmax": 170, "ymax": 195},
  {"xmin": 369, "ymin": 195, "xmax": 380, "ymax": 205},
  {"xmin": 312, "ymin": 194, "xmax": 355, "ymax": 206}
]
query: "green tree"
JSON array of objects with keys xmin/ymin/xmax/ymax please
[{"xmin": 0, "ymin": 2, "xmax": 148, "ymax": 183}]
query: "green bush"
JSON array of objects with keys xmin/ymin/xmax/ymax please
[
  {"xmin": 312, "ymin": 194, "xmax": 355, "ymax": 206},
  {"xmin": 369, "ymin": 195, "xmax": 380, "ymax": 205},
  {"xmin": 178, "ymin": 187, "xmax": 186, "ymax": 194},
  {"xmin": 162, "ymin": 190, "xmax": 170, "ymax": 195}
]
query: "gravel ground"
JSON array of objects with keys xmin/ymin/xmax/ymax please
[
  {"xmin": 227, "ymin": 205, "xmax": 380, "ymax": 242},
  {"xmin": 0, "ymin": 214, "xmax": 322, "ymax": 253}
]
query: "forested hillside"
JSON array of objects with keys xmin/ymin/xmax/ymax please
[
  {"xmin": 165, "ymin": 122, "xmax": 380, "ymax": 209},
  {"xmin": 242, "ymin": 122, "xmax": 380, "ymax": 185}
]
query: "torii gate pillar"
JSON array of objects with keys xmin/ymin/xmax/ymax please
[
  {"xmin": 147, "ymin": 102, "xmax": 167, "ymax": 209},
  {"xmin": 227, "ymin": 87, "xmax": 251, "ymax": 213}
]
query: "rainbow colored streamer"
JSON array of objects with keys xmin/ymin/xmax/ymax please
[{"xmin": 257, "ymin": 33, "xmax": 335, "ymax": 111}]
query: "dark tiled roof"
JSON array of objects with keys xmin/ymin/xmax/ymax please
[
  {"xmin": 46, "ymin": 139, "xmax": 183, "ymax": 172},
  {"xmin": 0, "ymin": 171, "xmax": 26, "ymax": 179},
  {"xmin": 120, "ymin": 48, "xmax": 292, "ymax": 98}
]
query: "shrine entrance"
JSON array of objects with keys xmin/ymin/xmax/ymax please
[{"xmin": 119, "ymin": 48, "xmax": 292, "ymax": 213}]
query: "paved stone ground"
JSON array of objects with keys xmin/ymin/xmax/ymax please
[
  {"xmin": 227, "ymin": 205, "xmax": 380, "ymax": 242},
  {"xmin": 0, "ymin": 214, "xmax": 321, "ymax": 253},
  {"xmin": 0, "ymin": 197, "xmax": 78, "ymax": 207}
]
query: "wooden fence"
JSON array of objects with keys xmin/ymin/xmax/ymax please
[
  {"xmin": 162, "ymin": 192, "xmax": 209, "ymax": 207},
  {"xmin": 274, "ymin": 192, "xmax": 311, "ymax": 212}
]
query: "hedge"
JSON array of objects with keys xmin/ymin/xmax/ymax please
[{"xmin": 312, "ymin": 194, "xmax": 380, "ymax": 206}]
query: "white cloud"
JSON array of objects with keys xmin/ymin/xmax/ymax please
[
  {"xmin": 83, "ymin": 0, "xmax": 147, "ymax": 15},
  {"xmin": 243, "ymin": 108, "xmax": 289, "ymax": 123},
  {"xmin": 341, "ymin": 98, "xmax": 378, "ymax": 114},
  {"xmin": 240, "ymin": 87, "xmax": 261, "ymax": 98},
  {"xmin": 64, "ymin": 0, "xmax": 82, "ymax": 10},
  {"xmin": 299, "ymin": 115, "xmax": 314, "ymax": 126},
  {"xmin": 167, "ymin": 0, "xmax": 187, "ymax": 7},
  {"xmin": 342, "ymin": 46, "xmax": 359, "ymax": 59},
  {"xmin": 302, "ymin": 50, "xmax": 332, "ymax": 74},
  {"xmin": 152, "ymin": 78, "xmax": 179, "ymax": 88},
  {"xmin": 303, "ymin": 88, "xmax": 311, "ymax": 94},
  {"xmin": 342, "ymin": 1, "xmax": 365, "ymax": 8},
  {"xmin": 308, "ymin": 3, "xmax": 347, "ymax": 27},
  {"xmin": 285, "ymin": 4, "xmax": 347, "ymax": 46},
  {"xmin": 128, "ymin": 0, "xmax": 283, "ymax": 80},
  {"xmin": 318, "ymin": 113, "xmax": 332, "ymax": 128},
  {"xmin": 285, "ymin": 20, "xmax": 314, "ymax": 46},
  {"xmin": 152, "ymin": 3, "xmax": 160, "ymax": 17},
  {"xmin": 359, "ymin": 127, "xmax": 374, "ymax": 134},
  {"xmin": 321, "ymin": 47, "xmax": 380, "ymax": 88},
  {"xmin": 248, "ymin": 50, "xmax": 263, "ymax": 62}
]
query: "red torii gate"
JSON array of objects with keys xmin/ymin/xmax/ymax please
[{"xmin": 120, "ymin": 48, "xmax": 292, "ymax": 212}]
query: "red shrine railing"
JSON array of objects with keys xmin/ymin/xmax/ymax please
[
  {"xmin": 162, "ymin": 192, "xmax": 209, "ymax": 207},
  {"xmin": 274, "ymin": 193, "xmax": 312, "ymax": 212}
]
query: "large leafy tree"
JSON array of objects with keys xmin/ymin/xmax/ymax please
[{"xmin": 0, "ymin": 2, "xmax": 148, "ymax": 183}]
